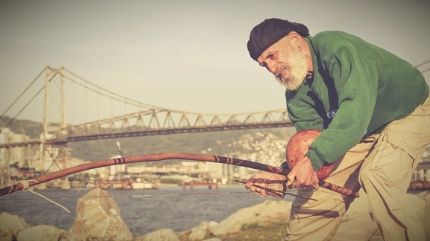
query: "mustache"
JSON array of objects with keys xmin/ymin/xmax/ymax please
[
  {"xmin": 274, "ymin": 65, "xmax": 289, "ymax": 83},
  {"xmin": 275, "ymin": 75, "xmax": 286, "ymax": 84}
]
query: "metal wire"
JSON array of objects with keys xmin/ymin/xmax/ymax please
[
  {"xmin": 5, "ymin": 72, "xmax": 58, "ymax": 127},
  {"xmin": 1, "ymin": 66, "xmax": 47, "ymax": 117}
]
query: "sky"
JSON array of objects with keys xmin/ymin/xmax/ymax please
[{"xmin": 0, "ymin": 0, "xmax": 429, "ymax": 124}]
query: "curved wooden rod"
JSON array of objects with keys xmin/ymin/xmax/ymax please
[{"xmin": 0, "ymin": 153, "xmax": 359, "ymax": 198}]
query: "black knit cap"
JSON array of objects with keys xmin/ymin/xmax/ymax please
[{"xmin": 247, "ymin": 18, "xmax": 309, "ymax": 61}]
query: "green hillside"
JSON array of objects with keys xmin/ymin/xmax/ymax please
[
  {"xmin": 0, "ymin": 116, "xmax": 293, "ymax": 162},
  {"xmin": 0, "ymin": 116, "xmax": 43, "ymax": 139},
  {"xmin": 2, "ymin": 116, "xmax": 429, "ymax": 165}
]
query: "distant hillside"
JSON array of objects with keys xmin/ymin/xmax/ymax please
[
  {"xmin": 0, "ymin": 116, "xmax": 43, "ymax": 139},
  {"xmin": 2, "ymin": 116, "xmax": 429, "ymax": 165},
  {"xmin": 0, "ymin": 116, "xmax": 294, "ymax": 162},
  {"xmin": 69, "ymin": 128, "xmax": 294, "ymax": 162}
]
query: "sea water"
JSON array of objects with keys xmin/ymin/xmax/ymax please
[{"xmin": 0, "ymin": 186, "xmax": 291, "ymax": 235}]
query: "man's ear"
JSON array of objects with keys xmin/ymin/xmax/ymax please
[{"xmin": 287, "ymin": 31, "xmax": 302, "ymax": 48}]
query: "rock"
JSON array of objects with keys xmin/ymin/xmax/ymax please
[
  {"xmin": 0, "ymin": 230, "xmax": 12, "ymax": 241},
  {"xmin": 210, "ymin": 200, "xmax": 291, "ymax": 236},
  {"xmin": 203, "ymin": 238, "xmax": 222, "ymax": 241},
  {"xmin": 68, "ymin": 188, "xmax": 133, "ymax": 241},
  {"xmin": 135, "ymin": 228, "xmax": 179, "ymax": 241},
  {"xmin": 187, "ymin": 221, "xmax": 218, "ymax": 241},
  {"xmin": 207, "ymin": 221, "xmax": 218, "ymax": 234},
  {"xmin": 188, "ymin": 222, "xmax": 208, "ymax": 241},
  {"xmin": 0, "ymin": 212, "xmax": 30, "ymax": 241},
  {"xmin": 16, "ymin": 225, "xmax": 66, "ymax": 241}
]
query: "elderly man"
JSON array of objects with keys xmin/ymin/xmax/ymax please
[{"xmin": 245, "ymin": 18, "xmax": 430, "ymax": 241}]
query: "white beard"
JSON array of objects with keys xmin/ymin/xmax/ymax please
[{"xmin": 275, "ymin": 52, "xmax": 308, "ymax": 91}]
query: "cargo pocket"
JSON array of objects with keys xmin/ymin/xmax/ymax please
[{"xmin": 384, "ymin": 104, "xmax": 430, "ymax": 163}]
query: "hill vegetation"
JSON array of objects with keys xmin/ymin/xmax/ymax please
[{"xmin": 0, "ymin": 116, "xmax": 294, "ymax": 163}]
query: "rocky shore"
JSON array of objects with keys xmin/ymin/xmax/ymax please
[{"xmin": 1, "ymin": 188, "xmax": 429, "ymax": 241}]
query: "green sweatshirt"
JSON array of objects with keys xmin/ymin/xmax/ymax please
[{"xmin": 286, "ymin": 31, "xmax": 428, "ymax": 170}]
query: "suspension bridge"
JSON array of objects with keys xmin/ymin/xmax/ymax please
[
  {"xmin": 0, "ymin": 66, "xmax": 296, "ymax": 184},
  {"xmin": 0, "ymin": 66, "xmax": 293, "ymax": 149},
  {"xmin": 0, "ymin": 62, "xmax": 429, "ymax": 186}
]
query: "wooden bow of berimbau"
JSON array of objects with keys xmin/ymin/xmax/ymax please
[{"xmin": 0, "ymin": 153, "xmax": 359, "ymax": 198}]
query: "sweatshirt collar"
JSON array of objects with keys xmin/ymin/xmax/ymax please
[{"xmin": 304, "ymin": 36, "xmax": 319, "ymax": 87}]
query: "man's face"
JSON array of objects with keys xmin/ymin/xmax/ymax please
[{"xmin": 257, "ymin": 35, "xmax": 308, "ymax": 91}]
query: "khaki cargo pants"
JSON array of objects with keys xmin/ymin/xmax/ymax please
[{"xmin": 285, "ymin": 97, "xmax": 430, "ymax": 241}]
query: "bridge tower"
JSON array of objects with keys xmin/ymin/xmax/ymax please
[{"xmin": 39, "ymin": 66, "xmax": 69, "ymax": 174}]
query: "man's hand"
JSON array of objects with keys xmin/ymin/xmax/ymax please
[
  {"xmin": 287, "ymin": 155, "xmax": 319, "ymax": 189},
  {"xmin": 244, "ymin": 172, "xmax": 287, "ymax": 198}
]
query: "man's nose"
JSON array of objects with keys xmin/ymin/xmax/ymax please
[{"xmin": 266, "ymin": 61, "xmax": 276, "ymax": 74}]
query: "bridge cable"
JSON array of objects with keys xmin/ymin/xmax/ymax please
[
  {"xmin": 6, "ymin": 72, "xmax": 58, "ymax": 127},
  {"xmin": 62, "ymin": 67, "xmax": 166, "ymax": 110},
  {"xmin": 62, "ymin": 75, "xmax": 153, "ymax": 110},
  {"xmin": 1, "ymin": 66, "xmax": 47, "ymax": 117},
  {"xmin": 62, "ymin": 67, "xmax": 285, "ymax": 117}
]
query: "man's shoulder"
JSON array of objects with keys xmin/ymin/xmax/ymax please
[
  {"xmin": 312, "ymin": 31, "xmax": 363, "ymax": 51},
  {"xmin": 313, "ymin": 31, "xmax": 358, "ymax": 42},
  {"xmin": 310, "ymin": 31, "xmax": 372, "ymax": 62},
  {"xmin": 313, "ymin": 31, "xmax": 351, "ymax": 40}
]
